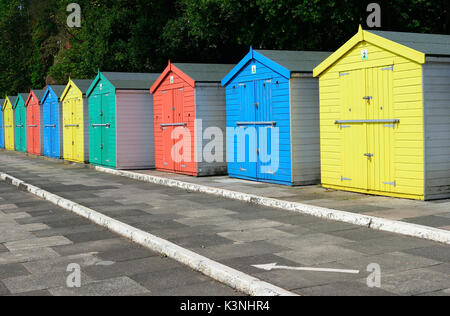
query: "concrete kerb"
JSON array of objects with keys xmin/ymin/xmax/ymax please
[
  {"xmin": 95, "ymin": 167, "xmax": 450, "ymax": 245},
  {"xmin": 0, "ymin": 171, "xmax": 296, "ymax": 297}
]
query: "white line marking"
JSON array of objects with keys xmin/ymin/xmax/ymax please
[{"xmin": 252, "ymin": 263, "xmax": 360, "ymax": 274}]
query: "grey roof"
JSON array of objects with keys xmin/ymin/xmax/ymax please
[
  {"xmin": 7, "ymin": 96, "xmax": 17, "ymax": 105},
  {"xmin": 32, "ymin": 89, "xmax": 46, "ymax": 102},
  {"xmin": 0, "ymin": 99, "xmax": 4, "ymax": 108},
  {"xmin": 173, "ymin": 63, "xmax": 236, "ymax": 82},
  {"xmin": 102, "ymin": 72, "xmax": 160, "ymax": 90},
  {"xmin": 18, "ymin": 93, "xmax": 29, "ymax": 102},
  {"xmin": 72, "ymin": 79, "xmax": 93, "ymax": 95},
  {"xmin": 255, "ymin": 50, "xmax": 333, "ymax": 73},
  {"xmin": 367, "ymin": 30, "xmax": 450, "ymax": 56},
  {"xmin": 48, "ymin": 85, "xmax": 67, "ymax": 99}
]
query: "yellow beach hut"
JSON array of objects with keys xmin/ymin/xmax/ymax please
[
  {"xmin": 60, "ymin": 79, "xmax": 92, "ymax": 163},
  {"xmin": 2, "ymin": 96, "xmax": 17, "ymax": 151},
  {"xmin": 314, "ymin": 26, "xmax": 450, "ymax": 200}
]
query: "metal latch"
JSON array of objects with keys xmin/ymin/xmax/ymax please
[
  {"xmin": 240, "ymin": 167, "xmax": 247, "ymax": 172},
  {"xmin": 363, "ymin": 96, "xmax": 373, "ymax": 101},
  {"xmin": 101, "ymin": 144, "xmax": 104, "ymax": 150},
  {"xmin": 254, "ymin": 102, "xmax": 259, "ymax": 108},
  {"xmin": 91, "ymin": 124, "xmax": 111, "ymax": 128},
  {"xmin": 364, "ymin": 153, "xmax": 374, "ymax": 158}
]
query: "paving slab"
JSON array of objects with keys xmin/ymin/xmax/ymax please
[
  {"xmin": 0, "ymin": 263, "xmax": 30, "ymax": 279},
  {"xmin": 0, "ymin": 180, "xmax": 242, "ymax": 296},
  {"xmin": 1, "ymin": 151, "xmax": 449, "ymax": 296}
]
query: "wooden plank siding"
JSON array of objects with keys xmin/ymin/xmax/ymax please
[
  {"xmin": 319, "ymin": 41, "xmax": 425, "ymax": 199},
  {"xmin": 423, "ymin": 61, "xmax": 450, "ymax": 199},
  {"xmin": 116, "ymin": 90, "xmax": 155, "ymax": 169},
  {"xmin": 225, "ymin": 59, "xmax": 292, "ymax": 185},
  {"xmin": 290, "ymin": 76, "xmax": 321, "ymax": 185},
  {"xmin": 152, "ymin": 70, "xmax": 197, "ymax": 175},
  {"xmin": 195, "ymin": 83, "xmax": 227, "ymax": 175}
]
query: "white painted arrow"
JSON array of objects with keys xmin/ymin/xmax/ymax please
[{"xmin": 252, "ymin": 263, "xmax": 360, "ymax": 274}]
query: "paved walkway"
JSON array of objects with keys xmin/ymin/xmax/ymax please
[
  {"xmin": 133, "ymin": 170, "xmax": 450, "ymax": 232},
  {"xmin": 0, "ymin": 151, "xmax": 449, "ymax": 296},
  {"xmin": 0, "ymin": 181, "xmax": 241, "ymax": 296}
]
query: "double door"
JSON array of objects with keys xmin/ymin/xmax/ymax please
[
  {"xmin": 160, "ymin": 88, "xmax": 195, "ymax": 173},
  {"xmin": 63, "ymin": 97, "xmax": 84, "ymax": 161},
  {"xmin": 15, "ymin": 107, "xmax": 26, "ymax": 152},
  {"xmin": 339, "ymin": 66, "xmax": 396, "ymax": 193},
  {"xmin": 27, "ymin": 102, "xmax": 40, "ymax": 154},
  {"xmin": 89, "ymin": 93, "xmax": 116, "ymax": 167},
  {"xmin": 4, "ymin": 107, "xmax": 14, "ymax": 150},
  {"xmin": 43, "ymin": 99, "xmax": 60, "ymax": 157},
  {"xmin": 235, "ymin": 79, "xmax": 278, "ymax": 181}
]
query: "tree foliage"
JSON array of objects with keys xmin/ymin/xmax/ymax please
[{"xmin": 0, "ymin": 0, "xmax": 449, "ymax": 97}]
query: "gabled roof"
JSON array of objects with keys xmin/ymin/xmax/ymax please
[
  {"xmin": 313, "ymin": 26, "xmax": 447, "ymax": 77},
  {"xmin": 87, "ymin": 71, "xmax": 160, "ymax": 97},
  {"xmin": 41, "ymin": 85, "xmax": 66, "ymax": 104},
  {"xmin": 13, "ymin": 93, "xmax": 28, "ymax": 109},
  {"xmin": 222, "ymin": 47, "xmax": 331, "ymax": 86},
  {"xmin": 173, "ymin": 63, "xmax": 235, "ymax": 82},
  {"xmin": 150, "ymin": 62, "xmax": 235, "ymax": 94},
  {"xmin": 367, "ymin": 30, "xmax": 450, "ymax": 57},
  {"xmin": 25, "ymin": 89, "xmax": 46, "ymax": 106},
  {"xmin": 3, "ymin": 96, "xmax": 16, "ymax": 110},
  {"xmin": 72, "ymin": 79, "xmax": 93, "ymax": 94},
  {"xmin": 61, "ymin": 79, "xmax": 93, "ymax": 101}
]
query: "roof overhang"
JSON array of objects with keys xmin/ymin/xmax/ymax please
[
  {"xmin": 221, "ymin": 47, "xmax": 291, "ymax": 86},
  {"xmin": 150, "ymin": 62, "xmax": 195, "ymax": 94},
  {"xmin": 1, "ymin": 98, "xmax": 8, "ymax": 111},
  {"xmin": 313, "ymin": 26, "xmax": 426, "ymax": 77},
  {"xmin": 25, "ymin": 90, "xmax": 37, "ymax": 107},
  {"xmin": 60, "ymin": 79, "xmax": 76, "ymax": 101},
  {"xmin": 41, "ymin": 86, "xmax": 52, "ymax": 104},
  {"xmin": 13, "ymin": 94, "xmax": 25, "ymax": 109},
  {"xmin": 86, "ymin": 70, "xmax": 115, "ymax": 97}
]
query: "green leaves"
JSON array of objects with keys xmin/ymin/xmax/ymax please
[{"xmin": 0, "ymin": 0, "xmax": 449, "ymax": 97}]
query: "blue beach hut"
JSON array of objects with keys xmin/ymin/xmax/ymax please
[
  {"xmin": 41, "ymin": 85, "xmax": 66, "ymax": 158},
  {"xmin": 221, "ymin": 48, "xmax": 330, "ymax": 186}
]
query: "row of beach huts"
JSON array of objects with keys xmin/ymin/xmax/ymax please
[{"xmin": 1, "ymin": 27, "xmax": 450, "ymax": 200}]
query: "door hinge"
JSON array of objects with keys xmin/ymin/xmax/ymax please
[
  {"xmin": 383, "ymin": 124, "xmax": 396, "ymax": 129},
  {"xmin": 383, "ymin": 181, "xmax": 396, "ymax": 187},
  {"xmin": 339, "ymin": 72, "xmax": 350, "ymax": 77},
  {"xmin": 341, "ymin": 177, "xmax": 352, "ymax": 181},
  {"xmin": 240, "ymin": 167, "xmax": 247, "ymax": 172},
  {"xmin": 381, "ymin": 66, "xmax": 394, "ymax": 71}
]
